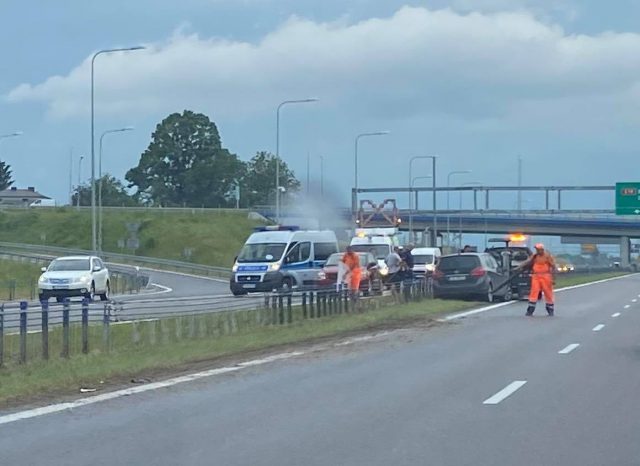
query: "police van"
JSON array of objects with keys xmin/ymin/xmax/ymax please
[{"xmin": 230, "ymin": 226, "xmax": 338, "ymax": 295}]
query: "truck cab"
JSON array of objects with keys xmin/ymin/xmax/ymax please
[{"xmin": 349, "ymin": 227, "xmax": 400, "ymax": 278}]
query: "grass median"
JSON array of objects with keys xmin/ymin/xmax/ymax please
[
  {"xmin": 0, "ymin": 271, "xmax": 631, "ymax": 406},
  {"xmin": 556, "ymin": 271, "xmax": 628, "ymax": 288}
]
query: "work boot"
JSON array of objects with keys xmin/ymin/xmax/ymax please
[
  {"xmin": 526, "ymin": 304, "xmax": 535, "ymax": 316},
  {"xmin": 546, "ymin": 304, "xmax": 555, "ymax": 317}
]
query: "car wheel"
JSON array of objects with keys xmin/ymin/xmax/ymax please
[
  {"xmin": 231, "ymin": 288, "xmax": 248, "ymax": 297},
  {"xmin": 85, "ymin": 283, "xmax": 96, "ymax": 302},
  {"xmin": 502, "ymin": 287, "xmax": 513, "ymax": 302},
  {"xmin": 99, "ymin": 281, "xmax": 110, "ymax": 302}
]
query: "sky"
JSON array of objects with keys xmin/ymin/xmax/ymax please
[{"xmin": 2, "ymin": 0, "xmax": 640, "ymax": 209}]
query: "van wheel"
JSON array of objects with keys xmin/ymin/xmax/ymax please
[
  {"xmin": 502, "ymin": 288, "xmax": 513, "ymax": 302},
  {"xmin": 281, "ymin": 277, "xmax": 294, "ymax": 292}
]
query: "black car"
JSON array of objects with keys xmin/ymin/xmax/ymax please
[{"xmin": 433, "ymin": 253, "xmax": 512, "ymax": 302}]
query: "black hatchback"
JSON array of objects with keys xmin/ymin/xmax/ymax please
[{"xmin": 433, "ymin": 253, "xmax": 512, "ymax": 302}]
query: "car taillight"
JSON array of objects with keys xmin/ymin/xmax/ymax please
[{"xmin": 471, "ymin": 267, "xmax": 486, "ymax": 277}]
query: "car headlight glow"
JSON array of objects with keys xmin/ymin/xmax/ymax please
[
  {"xmin": 379, "ymin": 268, "xmax": 389, "ymax": 276},
  {"xmin": 232, "ymin": 264, "xmax": 239, "ymax": 273},
  {"xmin": 426, "ymin": 264, "xmax": 435, "ymax": 272},
  {"xmin": 78, "ymin": 275, "xmax": 92, "ymax": 284},
  {"xmin": 317, "ymin": 272, "xmax": 326, "ymax": 280},
  {"xmin": 268, "ymin": 263, "xmax": 281, "ymax": 272},
  {"xmin": 38, "ymin": 276, "xmax": 49, "ymax": 284}
]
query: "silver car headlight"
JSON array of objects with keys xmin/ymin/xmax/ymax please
[
  {"xmin": 268, "ymin": 263, "xmax": 281, "ymax": 272},
  {"xmin": 232, "ymin": 263, "xmax": 239, "ymax": 272},
  {"xmin": 38, "ymin": 276, "xmax": 49, "ymax": 284},
  {"xmin": 317, "ymin": 271, "xmax": 326, "ymax": 280},
  {"xmin": 78, "ymin": 275, "xmax": 92, "ymax": 284}
]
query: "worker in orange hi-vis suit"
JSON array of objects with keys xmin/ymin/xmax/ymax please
[
  {"xmin": 342, "ymin": 246, "xmax": 362, "ymax": 297},
  {"xmin": 521, "ymin": 243, "xmax": 556, "ymax": 317}
]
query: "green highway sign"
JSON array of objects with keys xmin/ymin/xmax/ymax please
[{"xmin": 616, "ymin": 182, "xmax": 640, "ymax": 215}]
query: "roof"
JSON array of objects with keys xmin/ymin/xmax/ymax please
[
  {"xmin": 0, "ymin": 187, "xmax": 50, "ymax": 200},
  {"xmin": 52, "ymin": 256, "xmax": 95, "ymax": 261}
]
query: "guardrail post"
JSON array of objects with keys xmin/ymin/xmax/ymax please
[
  {"xmin": 41, "ymin": 300, "xmax": 49, "ymax": 361},
  {"xmin": 103, "ymin": 304, "xmax": 110, "ymax": 353},
  {"xmin": 302, "ymin": 292, "xmax": 308, "ymax": 319},
  {"xmin": 0, "ymin": 304, "xmax": 4, "ymax": 367},
  {"xmin": 19, "ymin": 301, "xmax": 27, "ymax": 364},
  {"xmin": 62, "ymin": 299, "xmax": 70, "ymax": 359},
  {"xmin": 278, "ymin": 294, "xmax": 285, "ymax": 325},
  {"xmin": 322, "ymin": 292, "xmax": 328, "ymax": 316},
  {"xmin": 287, "ymin": 294, "xmax": 292, "ymax": 324},
  {"xmin": 310, "ymin": 291, "xmax": 315, "ymax": 318},
  {"xmin": 81, "ymin": 298, "xmax": 89, "ymax": 354},
  {"xmin": 271, "ymin": 292, "xmax": 278, "ymax": 325}
]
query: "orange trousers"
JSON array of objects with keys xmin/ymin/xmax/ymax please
[
  {"xmin": 529, "ymin": 274, "xmax": 554, "ymax": 304},
  {"xmin": 347, "ymin": 271, "xmax": 362, "ymax": 291}
]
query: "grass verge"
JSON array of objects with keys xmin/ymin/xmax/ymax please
[
  {"xmin": 0, "ymin": 271, "xmax": 631, "ymax": 406},
  {"xmin": 556, "ymin": 271, "xmax": 628, "ymax": 289},
  {"xmin": 0, "ymin": 259, "xmax": 41, "ymax": 301}
]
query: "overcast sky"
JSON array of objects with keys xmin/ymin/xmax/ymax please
[{"xmin": 2, "ymin": 0, "xmax": 640, "ymax": 209}]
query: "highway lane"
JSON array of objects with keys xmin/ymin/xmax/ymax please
[{"xmin": 1, "ymin": 275, "xmax": 639, "ymax": 465}]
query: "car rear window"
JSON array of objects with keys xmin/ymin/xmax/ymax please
[{"xmin": 438, "ymin": 256, "xmax": 480, "ymax": 272}]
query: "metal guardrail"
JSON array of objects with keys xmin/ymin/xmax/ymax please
[{"xmin": 0, "ymin": 242, "xmax": 231, "ymax": 279}]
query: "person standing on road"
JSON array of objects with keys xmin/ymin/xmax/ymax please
[
  {"xmin": 342, "ymin": 246, "xmax": 362, "ymax": 300},
  {"xmin": 520, "ymin": 243, "xmax": 556, "ymax": 316},
  {"xmin": 385, "ymin": 246, "xmax": 402, "ymax": 283},
  {"xmin": 400, "ymin": 244, "xmax": 415, "ymax": 281}
]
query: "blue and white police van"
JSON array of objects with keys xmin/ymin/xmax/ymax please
[{"xmin": 230, "ymin": 226, "xmax": 339, "ymax": 295}]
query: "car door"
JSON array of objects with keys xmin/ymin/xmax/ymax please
[
  {"xmin": 484, "ymin": 255, "xmax": 507, "ymax": 293},
  {"xmin": 283, "ymin": 242, "xmax": 312, "ymax": 284}
]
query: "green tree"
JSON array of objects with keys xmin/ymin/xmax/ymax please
[
  {"xmin": 0, "ymin": 161, "xmax": 14, "ymax": 191},
  {"xmin": 240, "ymin": 151, "xmax": 300, "ymax": 208},
  {"xmin": 126, "ymin": 110, "xmax": 244, "ymax": 207},
  {"xmin": 72, "ymin": 175, "xmax": 139, "ymax": 207}
]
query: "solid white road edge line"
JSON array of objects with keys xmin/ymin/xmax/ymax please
[
  {"xmin": 0, "ymin": 351, "xmax": 305, "ymax": 427},
  {"xmin": 483, "ymin": 381, "xmax": 527, "ymax": 405},
  {"xmin": 445, "ymin": 273, "xmax": 638, "ymax": 321},
  {"xmin": 558, "ymin": 343, "xmax": 580, "ymax": 354},
  {"xmin": 592, "ymin": 324, "xmax": 605, "ymax": 332},
  {"xmin": 612, "ymin": 313, "xmax": 621, "ymax": 318}
]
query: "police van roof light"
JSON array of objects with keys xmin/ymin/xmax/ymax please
[{"xmin": 254, "ymin": 225, "xmax": 300, "ymax": 232}]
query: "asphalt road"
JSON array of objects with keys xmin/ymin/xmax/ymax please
[{"xmin": 1, "ymin": 275, "xmax": 640, "ymax": 465}]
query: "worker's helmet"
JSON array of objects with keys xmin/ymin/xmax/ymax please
[{"xmin": 535, "ymin": 243, "xmax": 545, "ymax": 251}]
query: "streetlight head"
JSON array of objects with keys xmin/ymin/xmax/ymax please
[
  {"xmin": 304, "ymin": 98, "xmax": 319, "ymax": 102},
  {"xmin": 121, "ymin": 126, "xmax": 135, "ymax": 132},
  {"xmin": 12, "ymin": 131, "xmax": 23, "ymax": 137},
  {"xmin": 127, "ymin": 46, "xmax": 146, "ymax": 51},
  {"xmin": 377, "ymin": 131, "xmax": 390, "ymax": 135}
]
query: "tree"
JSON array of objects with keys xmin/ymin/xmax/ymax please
[
  {"xmin": 240, "ymin": 151, "xmax": 301, "ymax": 208},
  {"xmin": 126, "ymin": 110, "xmax": 244, "ymax": 207},
  {"xmin": 0, "ymin": 161, "xmax": 14, "ymax": 191},
  {"xmin": 72, "ymin": 175, "xmax": 139, "ymax": 207}
]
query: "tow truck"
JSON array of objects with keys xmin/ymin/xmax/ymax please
[{"xmin": 486, "ymin": 234, "xmax": 532, "ymax": 300}]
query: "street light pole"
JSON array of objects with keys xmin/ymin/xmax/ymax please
[
  {"xmin": 77, "ymin": 155, "xmax": 84, "ymax": 210},
  {"xmin": 409, "ymin": 156, "xmax": 437, "ymax": 244},
  {"xmin": 353, "ymin": 131, "xmax": 389, "ymax": 213},
  {"xmin": 98, "ymin": 127, "xmax": 134, "ymax": 253},
  {"xmin": 411, "ymin": 176, "xmax": 432, "ymax": 241},
  {"xmin": 91, "ymin": 46, "xmax": 145, "ymax": 254},
  {"xmin": 275, "ymin": 98, "xmax": 318, "ymax": 223},
  {"xmin": 458, "ymin": 181, "xmax": 482, "ymax": 249},
  {"xmin": 446, "ymin": 170, "xmax": 471, "ymax": 245},
  {"xmin": 319, "ymin": 155, "xmax": 324, "ymax": 199}
]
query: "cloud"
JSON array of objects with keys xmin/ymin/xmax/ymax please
[{"xmin": 6, "ymin": 5, "xmax": 640, "ymax": 126}]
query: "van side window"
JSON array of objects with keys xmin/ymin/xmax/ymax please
[
  {"xmin": 314, "ymin": 242, "xmax": 338, "ymax": 261},
  {"xmin": 285, "ymin": 242, "xmax": 311, "ymax": 264}
]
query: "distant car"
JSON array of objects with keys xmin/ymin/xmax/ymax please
[
  {"xmin": 411, "ymin": 247, "xmax": 441, "ymax": 278},
  {"xmin": 433, "ymin": 253, "xmax": 512, "ymax": 302},
  {"xmin": 318, "ymin": 252, "xmax": 378, "ymax": 293},
  {"xmin": 555, "ymin": 261, "xmax": 575, "ymax": 273},
  {"xmin": 38, "ymin": 256, "xmax": 110, "ymax": 302}
]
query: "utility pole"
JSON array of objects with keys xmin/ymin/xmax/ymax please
[{"xmin": 517, "ymin": 156, "xmax": 523, "ymax": 211}]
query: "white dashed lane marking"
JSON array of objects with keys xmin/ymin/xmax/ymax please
[
  {"xmin": 483, "ymin": 381, "xmax": 527, "ymax": 405},
  {"xmin": 558, "ymin": 344, "xmax": 580, "ymax": 355},
  {"xmin": 612, "ymin": 313, "xmax": 621, "ymax": 318},
  {"xmin": 592, "ymin": 324, "xmax": 605, "ymax": 332}
]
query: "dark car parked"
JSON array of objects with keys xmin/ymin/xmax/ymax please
[{"xmin": 433, "ymin": 253, "xmax": 512, "ymax": 302}]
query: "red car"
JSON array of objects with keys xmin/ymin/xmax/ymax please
[{"xmin": 318, "ymin": 252, "xmax": 377, "ymax": 293}]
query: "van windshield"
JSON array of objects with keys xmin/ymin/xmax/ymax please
[
  {"xmin": 237, "ymin": 243, "xmax": 286, "ymax": 263},
  {"xmin": 413, "ymin": 254, "xmax": 434, "ymax": 265},
  {"xmin": 350, "ymin": 244, "xmax": 389, "ymax": 259}
]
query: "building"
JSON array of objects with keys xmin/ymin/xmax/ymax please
[{"xmin": 0, "ymin": 187, "xmax": 51, "ymax": 207}]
